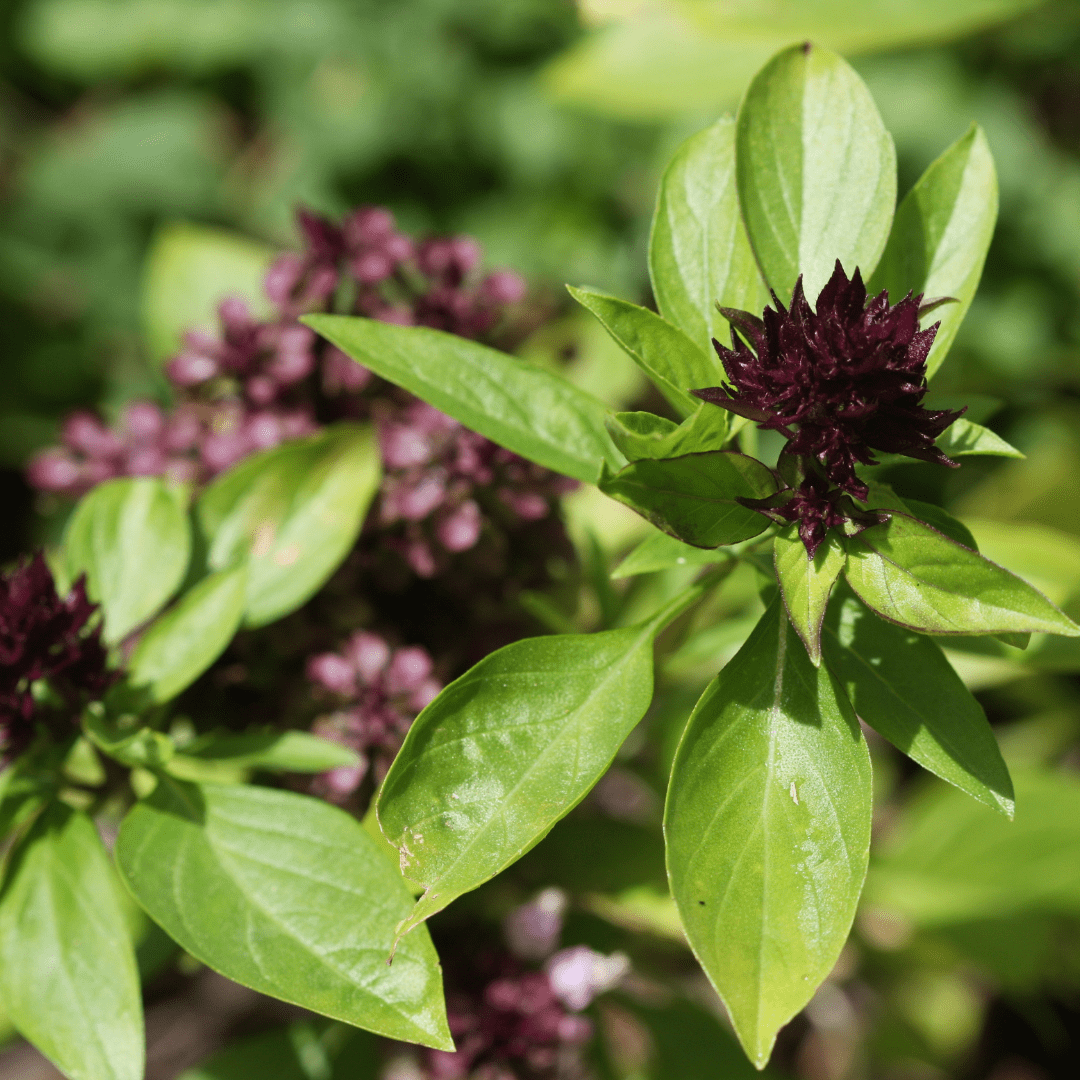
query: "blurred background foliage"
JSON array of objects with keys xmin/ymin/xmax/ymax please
[{"xmin": 5, "ymin": 1, "xmax": 1080, "ymax": 1078}]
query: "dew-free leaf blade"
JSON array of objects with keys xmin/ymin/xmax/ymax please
[
  {"xmin": 936, "ymin": 417, "xmax": 1022, "ymax": 459},
  {"xmin": 378, "ymin": 597, "xmax": 698, "ymax": 939},
  {"xmin": 869, "ymin": 124, "xmax": 998, "ymax": 378},
  {"xmin": 196, "ymin": 423, "xmax": 380, "ymax": 628},
  {"xmin": 823, "ymin": 587, "xmax": 1013, "ymax": 815},
  {"xmin": 303, "ymin": 315, "xmax": 621, "ymax": 483},
  {"xmin": 649, "ymin": 116, "xmax": 770, "ymax": 355},
  {"xmin": 128, "ymin": 564, "xmax": 248, "ymax": 703},
  {"xmin": 63, "ymin": 477, "xmax": 191, "ymax": 643},
  {"xmin": 844, "ymin": 514, "xmax": 1080, "ymax": 637},
  {"xmin": 598, "ymin": 451, "xmax": 776, "ymax": 548},
  {"xmin": 612, "ymin": 530, "xmax": 730, "ymax": 579},
  {"xmin": 774, "ymin": 525, "xmax": 846, "ymax": 664},
  {"xmin": 178, "ymin": 730, "xmax": 360, "ymax": 773},
  {"xmin": 115, "ymin": 780, "xmax": 451, "ymax": 1050},
  {"xmin": 0, "ymin": 803, "xmax": 144, "ymax": 1080},
  {"xmin": 735, "ymin": 43, "xmax": 897, "ymax": 301},
  {"xmin": 666, "ymin": 599, "xmax": 872, "ymax": 1067},
  {"xmin": 605, "ymin": 403, "xmax": 729, "ymax": 462}
]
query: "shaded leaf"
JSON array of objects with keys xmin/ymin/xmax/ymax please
[
  {"xmin": 612, "ymin": 530, "xmax": 730, "ymax": 579},
  {"xmin": 178, "ymin": 730, "xmax": 360, "ymax": 773},
  {"xmin": 605, "ymin": 403, "xmax": 728, "ymax": 462},
  {"xmin": 774, "ymin": 525, "xmax": 846, "ymax": 664}
]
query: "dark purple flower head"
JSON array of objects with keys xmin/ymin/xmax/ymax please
[
  {"xmin": 693, "ymin": 261, "xmax": 964, "ymax": 502},
  {"xmin": 0, "ymin": 553, "xmax": 114, "ymax": 763}
]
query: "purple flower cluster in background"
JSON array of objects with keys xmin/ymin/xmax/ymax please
[
  {"xmin": 0, "ymin": 554, "xmax": 114, "ymax": 764},
  {"xmin": 27, "ymin": 204, "xmax": 570, "ymax": 576},
  {"xmin": 306, "ymin": 629, "xmax": 442, "ymax": 799}
]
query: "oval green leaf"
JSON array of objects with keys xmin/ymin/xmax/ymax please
[
  {"xmin": 0, "ymin": 803, "xmax": 144, "ymax": 1080},
  {"xmin": 115, "ymin": 779, "xmax": 451, "ymax": 1050},
  {"xmin": 63, "ymin": 477, "xmax": 191, "ymax": 643},
  {"xmin": 303, "ymin": 314, "xmax": 622, "ymax": 483},
  {"xmin": 176, "ymin": 730, "xmax": 360, "ymax": 774},
  {"xmin": 197, "ymin": 423, "xmax": 380, "ymax": 628},
  {"xmin": 649, "ymin": 116, "xmax": 771, "ymax": 355},
  {"xmin": 612, "ymin": 530, "xmax": 730, "ymax": 580},
  {"xmin": 868, "ymin": 124, "xmax": 998, "ymax": 378},
  {"xmin": 666, "ymin": 599, "xmax": 872, "ymax": 1067},
  {"xmin": 598, "ymin": 451, "xmax": 777, "ymax": 548},
  {"xmin": 735, "ymin": 43, "xmax": 897, "ymax": 301},
  {"xmin": 605, "ymin": 403, "xmax": 729, "ymax": 462},
  {"xmin": 774, "ymin": 525, "xmax": 846, "ymax": 665},
  {"xmin": 843, "ymin": 514, "xmax": 1080, "ymax": 637},
  {"xmin": 128, "ymin": 564, "xmax": 248, "ymax": 703}
]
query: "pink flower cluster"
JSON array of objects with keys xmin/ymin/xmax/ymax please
[{"xmin": 306, "ymin": 629, "xmax": 441, "ymax": 799}]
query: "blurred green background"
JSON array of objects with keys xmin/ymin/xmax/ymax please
[{"xmin": 5, "ymin": 2, "xmax": 1080, "ymax": 1078}]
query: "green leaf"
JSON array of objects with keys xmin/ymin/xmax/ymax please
[
  {"xmin": 0, "ymin": 803, "xmax": 143, "ymax": 1080},
  {"xmin": 567, "ymin": 286, "xmax": 716, "ymax": 417},
  {"xmin": 649, "ymin": 116, "xmax": 771, "ymax": 356},
  {"xmin": 197, "ymin": 423, "xmax": 380, "ymax": 628},
  {"xmin": 605, "ymin": 403, "xmax": 729, "ymax": 462},
  {"xmin": 177, "ymin": 730, "xmax": 360, "ymax": 773},
  {"xmin": 897, "ymin": 499, "xmax": 978, "ymax": 550},
  {"xmin": 128, "ymin": 565, "xmax": 248, "ymax": 703},
  {"xmin": 666, "ymin": 599, "xmax": 872, "ymax": 1067},
  {"xmin": 936, "ymin": 417, "xmax": 1022, "ymax": 459},
  {"xmin": 844, "ymin": 514, "xmax": 1080, "ymax": 638},
  {"xmin": 612, "ymin": 530, "xmax": 730, "ymax": 579},
  {"xmin": 83, "ymin": 704, "xmax": 175, "ymax": 768},
  {"xmin": 63, "ymin": 477, "xmax": 191, "ymax": 643},
  {"xmin": 115, "ymin": 779, "xmax": 451, "ymax": 1050},
  {"xmin": 774, "ymin": 525, "xmax": 846, "ymax": 664},
  {"xmin": 823, "ymin": 587, "xmax": 1013, "ymax": 815},
  {"xmin": 869, "ymin": 124, "xmax": 998, "ymax": 378},
  {"xmin": 141, "ymin": 222, "xmax": 275, "ymax": 364},
  {"xmin": 735, "ymin": 43, "xmax": 897, "ymax": 301},
  {"xmin": 598, "ymin": 451, "xmax": 776, "ymax": 548},
  {"xmin": 303, "ymin": 315, "xmax": 621, "ymax": 483},
  {"xmin": 377, "ymin": 590, "xmax": 704, "ymax": 940},
  {"xmin": 865, "ymin": 770, "xmax": 1080, "ymax": 926}
]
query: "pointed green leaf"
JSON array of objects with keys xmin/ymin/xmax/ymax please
[
  {"xmin": 844, "ymin": 514, "xmax": 1080, "ymax": 637},
  {"xmin": 774, "ymin": 525, "xmax": 846, "ymax": 664},
  {"xmin": 115, "ymin": 779, "xmax": 451, "ymax": 1050},
  {"xmin": 649, "ymin": 117, "xmax": 771, "ymax": 355},
  {"xmin": 823, "ymin": 587, "xmax": 1013, "ymax": 815},
  {"xmin": 735, "ymin": 43, "xmax": 897, "ymax": 301},
  {"xmin": 128, "ymin": 565, "xmax": 248, "ymax": 703},
  {"xmin": 895, "ymin": 498, "xmax": 978, "ymax": 550},
  {"xmin": 612, "ymin": 530, "xmax": 730, "ymax": 579},
  {"xmin": 378, "ymin": 592, "xmax": 703, "ymax": 939},
  {"xmin": 0, "ymin": 803, "xmax": 143, "ymax": 1080},
  {"xmin": 936, "ymin": 417, "xmax": 1021, "ymax": 458},
  {"xmin": 568, "ymin": 287, "xmax": 716, "ymax": 417},
  {"xmin": 177, "ymin": 730, "xmax": 360, "ymax": 773},
  {"xmin": 197, "ymin": 423, "xmax": 380, "ymax": 628},
  {"xmin": 605, "ymin": 403, "xmax": 728, "ymax": 462},
  {"xmin": 303, "ymin": 315, "xmax": 621, "ymax": 483},
  {"xmin": 666, "ymin": 599, "xmax": 872, "ymax": 1067},
  {"xmin": 63, "ymin": 477, "xmax": 191, "ymax": 643},
  {"xmin": 869, "ymin": 124, "xmax": 998, "ymax": 378},
  {"xmin": 598, "ymin": 451, "xmax": 776, "ymax": 548}
]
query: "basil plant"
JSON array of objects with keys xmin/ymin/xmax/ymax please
[{"xmin": 307, "ymin": 44, "xmax": 1080, "ymax": 1067}]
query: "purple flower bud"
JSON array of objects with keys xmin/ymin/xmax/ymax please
[
  {"xmin": 351, "ymin": 250, "xmax": 394, "ymax": 284},
  {"xmin": 218, "ymin": 297, "xmax": 252, "ymax": 335},
  {"xmin": 545, "ymin": 947, "xmax": 630, "ymax": 1012},
  {"xmin": 379, "ymin": 423, "xmax": 432, "ymax": 470},
  {"xmin": 370, "ymin": 304, "xmax": 415, "ymax": 327},
  {"xmin": 556, "ymin": 1015, "xmax": 593, "ymax": 1043},
  {"xmin": 305, "ymin": 265, "xmax": 340, "ymax": 306},
  {"xmin": 201, "ymin": 431, "xmax": 251, "ymax": 474},
  {"xmin": 499, "ymin": 489, "xmax": 549, "ymax": 521},
  {"xmin": 321, "ymin": 761, "xmax": 367, "ymax": 798},
  {"xmin": 123, "ymin": 401, "xmax": 165, "ymax": 442},
  {"xmin": 406, "ymin": 677, "xmax": 441, "ymax": 713},
  {"xmin": 62, "ymin": 412, "xmax": 122, "ymax": 458},
  {"xmin": 383, "ymin": 234, "xmax": 414, "ymax": 262},
  {"xmin": 417, "ymin": 238, "xmax": 453, "ymax": 277},
  {"xmin": 342, "ymin": 632, "xmax": 391, "ymax": 685},
  {"xmin": 167, "ymin": 352, "xmax": 219, "ymax": 386},
  {"xmin": 84, "ymin": 458, "xmax": 118, "ymax": 486},
  {"xmin": 267, "ymin": 327, "xmax": 316, "ymax": 384},
  {"xmin": 480, "ymin": 270, "xmax": 527, "ymax": 305},
  {"xmin": 343, "ymin": 206, "xmax": 396, "ymax": 247},
  {"xmin": 279, "ymin": 410, "xmax": 318, "ymax": 440},
  {"xmin": 385, "ymin": 646, "xmax": 434, "ymax": 695},
  {"xmin": 125, "ymin": 446, "xmax": 166, "ymax": 477},
  {"xmin": 307, "ymin": 653, "xmax": 357, "ymax": 695},
  {"xmin": 264, "ymin": 253, "xmax": 305, "ymax": 306},
  {"xmin": 26, "ymin": 449, "xmax": 81, "ymax": 493},
  {"xmin": 296, "ymin": 208, "xmax": 344, "ymax": 261},
  {"xmin": 436, "ymin": 500, "xmax": 482, "ymax": 553},
  {"xmin": 322, "ymin": 347, "xmax": 371, "ymax": 393},
  {"xmin": 404, "ymin": 539, "xmax": 437, "ymax": 578},
  {"xmin": 164, "ymin": 457, "xmax": 200, "ymax": 485},
  {"xmin": 448, "ymin": 236, "xmax": 482, "ymax": 277},
  {"xmin": 165, "ymin": 408, "xmax": 202, "ymax": 451},
  {"xmin": 245, "ymin": 412, "xmax": 284, "ymax": 451},
  {"xmin": 245, "ymin": 375, "xmax": 278, "ymax": 405},
  {"xmin": 504, "ymin": 888, "xmax": 567, "ymax": 961}
]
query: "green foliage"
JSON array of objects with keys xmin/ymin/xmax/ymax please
[
  {"xmin": 666, "ymin": 599, "xmax": 872, "ymax": 1066},
  {"xmin": 0, "ymin": 803, "xmax": 143, "ymax": 1080},
  {"xmin": 62, "ymin": 477, "xmax": 191, "ymax": 643},
  {"xmin": 604, "ymin": 404, "xmax": 729, "ymax": 462},
  {"xmin": 612, "ymin": 529, "xmax": 729, "ymax": 579},
  {"xmin": 774, "ymin": 525, "xmax": 845, "ymax": 664},
  {"xmin": 116, "ymin": 779, "xmax": 452, "ymax": 1049},
  {"xmin": 304, "ymin": 315, "xmax": 621, "ymax": 484},
  {"xmin": 175, "ymin": 730, "xmax": 360, "ymax": 773}
]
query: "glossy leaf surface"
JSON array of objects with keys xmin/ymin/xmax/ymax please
[
  {"xmin": 128, "ymin": 565, "xmax": 248, "ymax": 703},
  {"xmin": 823, "ymin": 588, "xmax": 1013, "ymax": 814},
  {"xmin": 869, "ymin": 124, "xmax": 998, "ymax": 378},
  {"xmin": 178, "ymin": 731, "xmax": 360, "ymax": 773},
  {"xmin": 612, "ymin": 530, "xmax": 730, "ymax": 579},
  {"xmin": 666, "ymin": 600, "xmax": 872, "ymax": 1066},
  {"xmin": 378, "ymin": 597, "xmax": 697, "ymax": 938},
  {"xmin": 63, "ymin": 477, "xmax": 190, "ymax": 643},
  {"xmin": 598, "ymin": 451, "xmax": 776, "ymax": 548},
  {"xmin": 0, "ymin": 803, "xmax": 143, "ymax": 1080},
  {"xmin": 648, "ymin": 117, "xmax": 769, "ymax": 355},
  {"xmin": 844, "ymin": 514, "xmax": 1080, "ymax": 637},
  {"xmin": 605, "ymin": 403, "xmax": 728, "ymax": 462},
  {"xmin": 774, "ymin": 525, "xmax": 846, "ymax": 664},
  {"xmin": 116, "ymin": 780, "xmax": 451, "ymax": 1049},
  {"xmin": 197, "ymin": 424, "xmax": 380, "ymax": 627},
  {"xmin": 304, "ymin": 314, "xmax": 621, "ymax": 483},
  {"xmin": 735, "ymin": 43, "xmax": 897, "ymax": 301},
  {"xmin": 936, "ymin": 416, "xmax": 1021, "ymax": 458}
]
